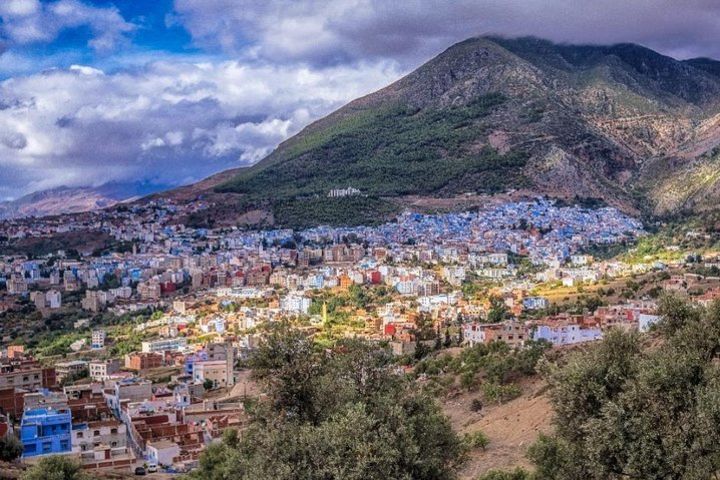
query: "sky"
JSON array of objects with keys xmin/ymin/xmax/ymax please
[{"xmin": 2, "ymin": 0, "xmax": 720, "ymax": 200}]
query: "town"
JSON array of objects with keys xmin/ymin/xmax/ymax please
[{"xmin": 1, "ymin": 196, "xmax": 716, "ymax": 475}]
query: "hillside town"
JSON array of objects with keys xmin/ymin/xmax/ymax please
[{"xmin": 1, "ymin": 197, "xmax": 716, "ymax": 474}]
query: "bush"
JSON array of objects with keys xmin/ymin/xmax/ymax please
[
  {"xmin": 23, "ymin": 455, "xmax": 89, "ymax": 480},
  {"xmin": 463, "ymin": 430, "xmax": 490, "ymax": 450},
  {"xmin": 481, "ymin": 382, "xmax": 521, "ymax": 404},
  {"xmin": 0, "ymin": 434, "xmax": 22, "ymax": 461},
  {"xmin": 470, "ymin": 398, "xmax": 484, "ymax": 413},
  {"xmin": 477, "ymin": 468, "xmax": 532, "ymax": 480}
]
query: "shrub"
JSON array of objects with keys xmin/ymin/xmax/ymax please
[
  {"xmin": 470, "ymin": 398, "xmax": 484, "ymax": 413},
  {"xmin": 0, "ymin": 434, "xmax": 22, "ymax": 461},
  {"xmin": 481, "ymin": 382, "xmax": 521, "ymax": 404},
  {"xmin": 477, "ymin": 468, "xmax": 532, "ymax": 480},
  {"xmin": 463, "ymin": 430, "xmax": 490, "ymax": 450},
  {"xmin": 23, "ymin": 455, "xmax": 89, "ymax": 480}
]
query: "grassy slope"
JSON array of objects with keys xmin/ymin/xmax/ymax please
[
  {"xmin": 216, "ymin": 93, "xmax": 530, "ymax": 226},
  {"xmin": 219, "ymin": 93, "xmax": 528, "ymax": 198}
]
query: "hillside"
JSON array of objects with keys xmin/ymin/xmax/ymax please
[
  {"xmin": 0, "ymin": 182, "xmax": 167, "ymax": 220},
  {"xmin": 171, "ymin": 36, "xmax": 720, "ymax": 227}
]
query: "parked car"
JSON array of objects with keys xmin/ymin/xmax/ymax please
[{"xmin": 134, "ymin": 466, "xmax": 146, "ymax": 476}]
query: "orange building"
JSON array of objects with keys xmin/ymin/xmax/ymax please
[{"xmin": 124, "ymin": 353, "xmax": 163, "ymax": 371}]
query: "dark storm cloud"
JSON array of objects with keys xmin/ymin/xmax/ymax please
[{"xmin": 173, "ymin": 0, "xmax": 720, "ymax": 67}]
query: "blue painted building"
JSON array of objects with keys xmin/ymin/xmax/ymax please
[{"xmin": 20, "ymin": 407, "xmax": 72, "ymax": 457}]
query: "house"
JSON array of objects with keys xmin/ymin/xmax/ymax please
[
  {"xmin": 125, "ymin": 352, "xmax": 162, "ymax": 372},
  {"xmin": 522, "ymin": 296, "xmax": 549, "ymax": 310},
  {"xmin": 0, "ymin": 357, "xmax": 56, "ymax": 390},
  {"xmin": 20, "ymin": 407, "xmax": 72, "ymax": 457},
  {"xmin": 89, "ymin": 359, "xmax": 120, "ymax": 382},
  {"xmin": 193, "ymin": 360, "xmax": 232, "ymax": 389},
  {"xmin": 106, "ymin": 377, "xmax": 153, "ymax": 413},
  {"xmin": 463, "ymin": 321, "xmax": 527, "ymax": 348},
  {"xmin": 55, "ymin": 361, "xmax": 88, "ymax": 383},
  {"xmin": 72, "ymin": 419, "xmax": 126, "ymax": 452},
  {"xmin": 638, "ymin": 314, "xmax": 661, "ymax": 332},
  {"xmin": 146, "ymin": 439, "xmax": 181, "ymax": 467},
  {"xmin": 91, "ymin": 330, "xmax": 106, "ymax": 350},
  {"xmin": 531, "ymin": 322, "xmax": 602, "ymax": 346},
  {"xmin": 141, "ymin": 337, "xmax": 187, "ymax": 354}
]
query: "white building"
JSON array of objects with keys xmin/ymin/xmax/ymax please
[
  {"xmin": 279, "ymin": 295, "xmax": 311, "ymax": 314},
  {"xmin": 146, "ymin": 439, "xmax": 180, "ymax": 467},
  {"xmin": 141, "ymin": 337, "xmax": 188, "ymax": 354},
  {"xmin": 531, "ymin": 324, "xmax": 602, "ymax": 346},
  {"xmin": 89, "ymin": 359, "xmax": 120, "ymax": 382},
  {"xmin": 46, "ymin": 290, "xmax": 62, "ymax": 309},
  {"xmin": 328, "ymin": 187, "xmax": 361, "ymax": 198},
  {"xmin": 639, "ymin": 314, "xmax": 661, "ymax": 332},
  {"xmin": 91, "ymin": 330, "xmax": 106, "ymax": 350}
]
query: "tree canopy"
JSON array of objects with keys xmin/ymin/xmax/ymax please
[
  {"xmin": 530, "ymin": 295, "xmax": 720, "ymax": 479},
  {"xmin": 188, "ymin": 325, "xmax": 464, "ymax": 480}
]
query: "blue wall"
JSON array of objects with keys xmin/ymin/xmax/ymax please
[{"xmin": 20, "ymin": 408, "xmax": 72, "ymax": 457}]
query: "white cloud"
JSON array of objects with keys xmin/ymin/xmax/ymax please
[
  {"xmin": 0, "ymin": 59, "xmax": 402, "ymax": 198},
  {"xmin": 0, "ymin": 0, "xmax": 135, "ymax": 52}
]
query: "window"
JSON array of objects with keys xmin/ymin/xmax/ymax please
[
  {"xmin": 93, "ymin": 430, "xmax": 100, "ymax": 436},
  {"xmin": 111, "ymin": 441, "xmax": 117, "ymax": 447},
  {"xmin": 77, "ymin": 432, "xmax": 83, "ymax": 438},
  {"xmin": 110, "ymin": 428, "xmax": 118, "ymax": 435}
]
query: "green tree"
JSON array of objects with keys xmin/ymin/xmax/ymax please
[
  {"xmin": 23, "ymin": 455, "xmax": 89, "ymax": 480},
  {"xmin": 487, "ymin": 296, "xmax": 509, "ymax": 323},
  {"xmin": 529, "ymin": 296, "xmax": 720, "ymax": 479},
  {"xmin": 189, "ymin": 325, "xmax": 464, "ymax": 480}
]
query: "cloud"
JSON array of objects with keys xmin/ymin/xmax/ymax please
[
  {"xmin": 0, "ymin": 0, "xmax": 135, "ymax": 52},
  {"xmin": 3, "ymin": 0, "xmax": 720, "ymax": 200},
  {"xmin": 0, "ymin": 59, "xmax": 401, "ymax": 198},
  {"xmin": 172, "ymin": 0, "xmax": 720, "ymax": 66}
]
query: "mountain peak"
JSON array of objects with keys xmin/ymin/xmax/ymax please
[{"xmin": 161, "ymin": 35, "xmax": 720, "ymax": 228}]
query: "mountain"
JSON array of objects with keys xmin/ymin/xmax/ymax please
[
  {"xmin": 177, "ymin": 36, "xmax": 720, "ymax": 227},
  {"xmin": 0, "ymin": 182, "xmax": 168, "ymax": 220}
]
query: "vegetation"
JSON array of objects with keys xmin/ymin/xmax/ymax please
[
  {"xmin": 23, "ymin": 455, "xmax": 89, "ymax": 480},
  {"xmin": 463, "ymin": 430, "xmax": 490, "ymax": 451},
  {"xmin": 477, "ymin": 469, "xmax": 532, "ymax": 480},
  {"xmin": 188, "ymin": 325, "xmax": 464, "ymax": 480},
  {"xmin": 415, "ymin": 340, "xmax": 550, "ymax": 399},
  {"xmin": 0, "ymin": 434, "xmax": 22, "ymax": 462},
  {"xmin": 272, "ymin": 196, "xmax": 400, "ymax": 229},
  {"xmin": 528, "ymin": 295, "xmax": 720, "ymax": 479},
  {"xmin": 216, "ymin": 93, "xmax": 529, "ymax": 225}
]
